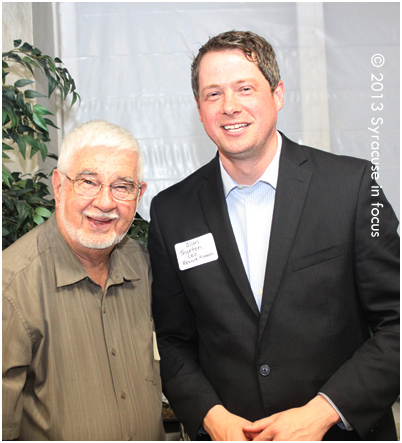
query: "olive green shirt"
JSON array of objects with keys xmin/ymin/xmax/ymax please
[{"xmin": 2, "ymin": 214, "xmax": 165, "ymax": 441}]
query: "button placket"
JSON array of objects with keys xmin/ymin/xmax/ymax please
[{"xmin": 101, "ymin": 295, "xmax": 129, "ymax": 406}]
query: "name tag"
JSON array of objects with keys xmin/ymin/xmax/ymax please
[{"xmin": 175, "ymin": 233, "xmax": 219, "ymax": 271}]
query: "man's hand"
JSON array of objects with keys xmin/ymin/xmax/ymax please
[
  {"xmin": 243, "ymin": 395, "xmax": 341, "ymax": 441},
  {"xmin": 203, "ymin": 405, "xmax": 253, "ymax": 441}
]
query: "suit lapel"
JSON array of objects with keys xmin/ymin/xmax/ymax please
[
  {"xmin": 198, "ymin": 156, "xmax": 260, "ymax": 318},
  {"xmin": 258, "ymin": 137, "xmax": 312, "ymax": 340}
]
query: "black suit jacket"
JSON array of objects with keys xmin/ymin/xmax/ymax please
[{"xmin": 148, "ymin": 133, "xmax": 400, "ymax": 440}]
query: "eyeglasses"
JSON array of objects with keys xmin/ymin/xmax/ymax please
[{"xmin": 64, "ymin": 174, "xmax": 142, "ymax": 201}]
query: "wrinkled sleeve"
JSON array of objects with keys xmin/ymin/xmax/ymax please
[{"xmin": 2, "ymin": 294, "xmax": 32, "ymax": 441}]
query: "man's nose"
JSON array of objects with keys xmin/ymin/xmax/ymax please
[
  {"xmin": 93, "ymin": 185, "xmax": 118, "ymax": 211},
  {"xmin": 221, "ymin": 91, "xmax": 242, "ymax": 115}
]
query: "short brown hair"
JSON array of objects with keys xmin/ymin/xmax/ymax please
[{"xmin": 191, "ymin": 30, "xmax": 281, "ymax": 101}]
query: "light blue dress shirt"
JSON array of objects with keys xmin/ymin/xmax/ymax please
[{"xmin": 220, "ymin": 132, "xmax": 282, "ymax": 311}]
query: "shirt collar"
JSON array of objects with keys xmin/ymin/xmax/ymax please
[
  {"xmin": 220, "ymin": 131, "xmax": 282, "ymax": 198},
  {"xmin": 108, "ymin": 239, "xmax": 141, "ymax": 284},
  {"xmin": 47, "ymin": 214, "xmax": 139, "ymax": 288}
]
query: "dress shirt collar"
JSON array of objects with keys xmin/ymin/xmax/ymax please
[
  {"xmin": 220, "ymin": 131, "xmax": 282, "ymax": 198},
  {"xmin": 46, "ymin": 213, "xmax": 140, "ymax": 288}
]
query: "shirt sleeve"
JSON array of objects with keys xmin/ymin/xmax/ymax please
[
  {"xmin": 318, "ymin": 392, "xmax": 353, "ymax": 431},
  {"xmin": 2, "ymin": 294, "xmax": 32, "ymax": 441}
]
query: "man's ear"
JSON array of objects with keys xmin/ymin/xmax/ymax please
[
  {"xmin": 273, "ymin": 80, "xmax": 285, "ymax": 112},
  {"xmin": 138, "ymin": 182, "xmax": 147, "ymax": 203},
  {"xmin": 52, "ymin": 169, "xmax": 62, "ymax": 207}
]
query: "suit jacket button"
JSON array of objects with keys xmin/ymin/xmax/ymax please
[{"xmin": 260, "ymin": 364, "xmax": 270, "ymax": 376}]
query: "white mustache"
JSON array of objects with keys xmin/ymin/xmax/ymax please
[{"xmin": 83, "ymin": 211, "xmax": 120, "ymax": 221}]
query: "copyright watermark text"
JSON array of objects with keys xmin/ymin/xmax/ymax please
[{"xmin": 369, "ymin": 54, "xmax": 384, "ymax": 237}]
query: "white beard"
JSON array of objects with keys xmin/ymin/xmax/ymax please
[{"xmin": 58, "ymin": 194, "xmax": 131, "ymax": 250}]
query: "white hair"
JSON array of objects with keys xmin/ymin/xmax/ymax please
[{"xmin": 57, "ymin": 120, "xmax": 144, "ymax": 181}]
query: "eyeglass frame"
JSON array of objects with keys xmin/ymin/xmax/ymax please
[{"xmin": 62, "ymin": 172, "xmax": 142, "ymax": 201}]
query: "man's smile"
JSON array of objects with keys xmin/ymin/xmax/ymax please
[
  {"xmin": 83, "ymin": 211, "xmax": 119, "ymax": 227},
  {"xmin": 222, "ymin": 123, "xmax": 251, "ymax": 133}
]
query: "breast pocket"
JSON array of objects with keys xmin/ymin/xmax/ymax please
[{"xmin": 292, "ymin": 242, "xmax": 347, "ymax": 272}]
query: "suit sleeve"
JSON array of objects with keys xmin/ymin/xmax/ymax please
[
  {"xmin": 148, "ymin": 197, "xmax": 223, "ymax": 439},
  {"xmin": 319, "ymin": 162, "xmax": 400, "ymax": 438}
]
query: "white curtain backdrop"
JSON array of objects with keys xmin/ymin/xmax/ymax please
[{"xmin": 56, "ymin": 2, "xmax": 399, "ymax": 221}]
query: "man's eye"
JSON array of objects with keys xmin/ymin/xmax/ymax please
[
  {"xmin": 114, "ymin": 183, "xmax": 135, "ymax": 193},
  {"xmin": 77, "ymin": 178, "xmax": 98, "ymax": 189},
  {"xmin": 114, "ymin": 184, "xmax": 128, "ymax": 191},
  {"xmin": 207, "ymin": 92, "xmax": 220, "ymax": 99}
]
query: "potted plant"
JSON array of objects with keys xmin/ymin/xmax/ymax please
[{"xmin": 2, "ymin": 40, "xmax": 79, "ymax": 249}]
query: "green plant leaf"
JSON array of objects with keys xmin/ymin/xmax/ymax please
[
  {"xmin": 14, "ymin": 200, "xmax": 26, "ymax": 216},
  {"xmin": 45, "ymin": 70, "xmax": 57, "ymax": 97},
  {"xmin": 15, "ymin": 203, "xmax": 30, "ymax": 229},
  {"xmin": 17, "ymin": 136, "xmax": 27, "ymax": 159},
  {"xmin": 2, "ymin": 109, "xmax": 8, "ymax": 126},
  {"xmin": 43, "ymin": 55, "xmax": 57, "ymax": 75},
  {"xmin": 21, "ymin": 57, "xmax": 39, "ymax": 75},
  {"xmin": 26, "ymin": 195, "xmax": 43, "ymax": 205},
  {"xmin": 37, "ymin": 142, "xmax": 48, "ymax": 162},
  {"xmin": 14, "ymin": 79, "xmax": 34, "ymax": 88},
  {"xmin": 32, "ymin": 47, "xmax": 42, "ymax": 57},
  {"xmin": 34, "ymin": 171, "xmax": 49, "ymax": 180},
  {"xmin": 16, "ymin": 91, "xmax": 25, "ymax": 110},
  {"xmin": 35, "ymin": 207, "xmax": 52, "ymax": 218},
  {"xmin": 2, "ymin": 100, "xmax": 19, "ymax": 129},
  {"xmin": 36, "ymin": 131, "xmax": 51, "ymax": 143},
  {"xmin": 24, "ymin": 102, "xmax": 33, "ymax": 118},
  {"xmin": 43, "ymin": 118, "xmax": 59, "ymax": 130},
  {"xmin": 2, "ymin": 165, "xmax": 12, "ymax": 187},
  {"xmin": 33, "ymin": 112, "xmax": 49, "ymax": 133},
  {"xmin": 4, "ymin": 53, "xmax": 23, "ymax": 64},
  {"xmin": 13, "ymin": 39, "xmax": 21, "ymax": 48},
  {"xmin": 20, "ymin": 42, "xmax": 34, "ymax": 52},
  {"xmin": 46, "ymin": 152, "xmax": 58, "ymax": 161},
  {"xmin": 17, "ymin": 124, "xmax": 33, "ymax": 134},
  {"xmin": 3, "ymin": 87, "xmax": 16, "ymax": 101},
  {"xmin": 24, "ymin": 135, "xmax": 41, "ymax": 153},
  {"xmin": 2, "ymin": 193, "xmax": 15, "ymax": 211},
  {"xmin": 2, "ymin": 142, "xmax": 14, "ymax": 151},
  {"xmin": 24, "ymin": 89, "xmax": 46, "ymax": 99},
  {"xmin": 23, "ymin": 178, "xmax": 33, "ymax": 189},
  {"xmin": 71, "ymin": 92, "xmax": 81, "ymax": 108},
  {"xmin": 33, "ymin": 104, "xmax": 53, "ymax": 116},
  {"xmin": 33, "ymin": 214, "xmax": 45, "ymax": 225},
  {"xmin": 14, "ymin": 189, "xmax": 32, "ymax": 198}
]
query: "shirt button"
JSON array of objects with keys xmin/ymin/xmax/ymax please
[
  {"xmin": 121, "ymin": 391, "xmax": 127, "ymax": 399},
  {"xmin": 111, "ymin": 348, "xmax": 116, "ymax": 356},
  {"xmin": 260, "ymin": 364, "xmax": 270, "ymax": 376}
]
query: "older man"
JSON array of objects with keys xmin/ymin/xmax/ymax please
[{"xmin": 3, "ymin": 121, "xmax": 165, "ymax": 441}]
